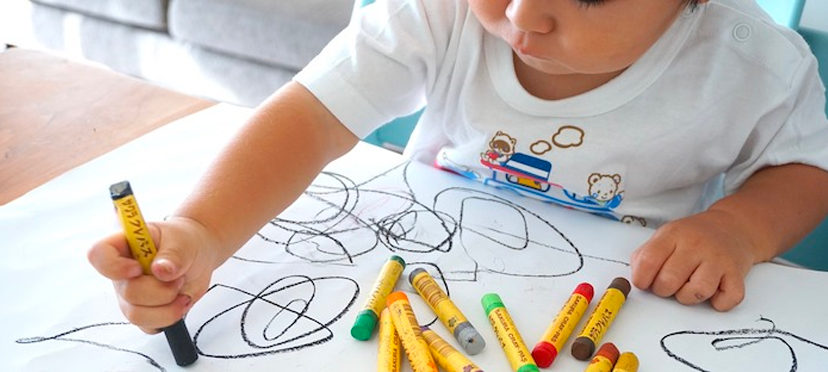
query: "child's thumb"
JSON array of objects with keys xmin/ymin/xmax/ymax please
[
  {"xmin": 152, "ymin": 254, "xmax": 187, "ymax": 282},
  {"xmin": 148, "ymin": 224, "xmax": 194, "ymax": 282}
]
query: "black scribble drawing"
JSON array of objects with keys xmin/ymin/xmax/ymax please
[
  {"xmin": 253, "ymin": 164, "xmax": 455, "ymax": 265},
  {"xmin": 16, "ymin": 322, "xmax": 168, "ymax": 372},
  {"xmin": 15, "ymin": 275, "xmax": 359, "ymax": 370},
  {"xmin": 661, "ymin": 316, "xmax": 828, "ymax": 371},
  {"xmin": 194, "ymin": 274, "xmax": 359, "ymax": 359},
  {"xmin": 253, "ymin": 161, "xmax": 628, "ymax": 280},
  {"xmin": 22, "ymin": 161, "xmax": 822, "ymax": 371}
]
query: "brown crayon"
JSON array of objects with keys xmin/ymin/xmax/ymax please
[{"xmin": 571, "ymin": 277, "xmax": 630, "ymax": 361}]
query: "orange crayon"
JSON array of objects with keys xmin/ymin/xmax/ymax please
[
  {"xmin": 386, "ymin": 292, "xmax": 439, "ymax": 372},
  {"xmin": 377, "ymin": 308, "xmax": 402, "ymax": 372},
  {"xmin": 583, "ymin": 343, "xmax": 620, "ymax": 372}
]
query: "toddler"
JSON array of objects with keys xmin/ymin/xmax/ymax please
[{"xmin": 88, "ymin": 0, "xmax": 828, "ymax": 333}]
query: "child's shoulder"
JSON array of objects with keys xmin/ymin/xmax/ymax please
[
  {"xmin": 365, "ymin": 0, "xmax": 468, "ymax": 30},
  {"xmin": 699, "ymin": 1, "xmax": 815, "ymax": 82}
]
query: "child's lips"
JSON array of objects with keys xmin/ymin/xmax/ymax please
[
  {"xmin": 510, "ymin": 33, "xmax": 547, "ymax": 60},
  {"xmin": 515, "ymin": 47, "xmax": 555, "ymax": 66},
  {"xmin": 508, "ymin": 32, "xmax": 571, "ymax": 72},
  {"xmin": 515, "ymin": 48, "xmax": 542, "ymax": 60},
  {"xmin": 509, "ymin": 32, "xmax": 533, "ymax": 55},
  {"xmin": 514, "ymin": 46, "xmax": 536, "ymax": 58}
]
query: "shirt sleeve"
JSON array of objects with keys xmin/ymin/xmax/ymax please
[
  {"xmin": 723, "ymin": 51, "xmax": 828, "ymax": 194},
  {"xmin": 294, "ymin": 0, "xmax": 451, "ymax": 139}
]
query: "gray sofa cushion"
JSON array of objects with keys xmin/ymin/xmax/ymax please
[
  {"xmin": 31, "ymin": 0, "xmax": 168, "ymax": 30},
  {"xmin": 169, "ymin": 0, "xmax": 353, "ymax": 70},
  {"xmin": 31, "ymin": 1, "xmax": 297, "ymax": 107}
]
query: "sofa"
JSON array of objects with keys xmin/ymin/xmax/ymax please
[{"xmin": 28, "ymin": 0, "xmax": 355, "ymax": 107}]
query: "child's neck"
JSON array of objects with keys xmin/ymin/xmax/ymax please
[{"xmin": 513, "ymin": 54, "xmax": 625, "ymax": 101}]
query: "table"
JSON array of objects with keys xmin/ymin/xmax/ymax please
[
  {"xmin": 2, "ymin": 103, "xmax": 827, "ymax": 371},
  {"xmin": 0, "ymin": 48, "xmax": 214, "ymax": 205}
]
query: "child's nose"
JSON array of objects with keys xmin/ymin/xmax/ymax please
[{"xmin": 505, "ymin": 0, "xmax": 555, "ymax": 34}]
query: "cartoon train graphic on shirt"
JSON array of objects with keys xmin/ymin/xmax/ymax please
[{"xmin": 479, "ymin": 152, "xmax": 623, "ymax": 221}]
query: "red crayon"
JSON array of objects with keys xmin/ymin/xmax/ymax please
[{"xmin": 532, "ymin": 282, "xmax": 594, "ymax": 367}]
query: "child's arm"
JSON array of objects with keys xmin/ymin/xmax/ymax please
[
  {"xmin": 174, "ymin": 81, "xmax": 359, "ymax": 259},
  {"xmin": 88, "ymin": 81, "xmax": 359, "ymax": 332},
  {"xmin": 630, "ymin": 163, "xmax": 828, "ymax": 311}
]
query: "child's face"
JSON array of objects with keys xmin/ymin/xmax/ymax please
[{"xmin": 469, "ymin": 0, "xmax": 692, "ymax": 76}]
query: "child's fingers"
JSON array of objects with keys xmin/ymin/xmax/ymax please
[
  {"xmin": 709, "ymin": 274, "xmax": 746, "ymax": 311},
  {"xmin": 118, "ymin": 294, "xmax": 192, "ymax": 331},
  {"xmin": 138, "ymin": 326, "xmax": 162, "ymax": 335},
  {"xmin": 630, "ymin": 230, "xmax": 676, "ymax": 290},
  {"xmin": 114, "ymin": 276, "xmax": 185, "ymax": 307},
  {"xmin": 88, "ymin": 237, "xmax": 144, "ymax": 280},
  {"xmin": 98, "ymin": 230, "xmax": 136, "ymax": 256},
  {"xmin": 674, "ymin": 263, "xmax": 721, "ymax": 305},
  {"xmin": 650, "ymin": 249, "xmax": 699, "ymax": 298}
]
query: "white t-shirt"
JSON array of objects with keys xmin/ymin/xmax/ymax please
[{"xmin": 295, "ymin": 0, "xmax": 828, "ymax": 227}]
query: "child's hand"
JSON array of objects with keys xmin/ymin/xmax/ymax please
[
  {"xmin": 629, "ymin": 210, "xmax": 757, "ymax": 311},
  {"xmin": 87, "ymin": 217, "xmax": 220, "ymax": 333}
]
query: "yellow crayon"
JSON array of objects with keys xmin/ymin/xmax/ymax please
[
  {"xmin": 386, "ymin": 292, "xmax": 439, "ymax": 372},
  {"xmin": 612, "ymin": 352, "xmax": 639, "ymax": 372},
  {"xmin": 377, "ymin": 308, "xmax": 402, "ymax": 372},
  {"xmin": 572, "ymin": 277, "xmax": 631, "ymax": 361},
  {"xmin": 109, "ymin": 181, "xmax": 198, "ymax": 366},
  {"xmin": 532, "ymin": 282, "xmax": 594, "ymax": 367},
  {"xmin": 481, "ymin": 293, "xmax": 539, "ymax": 372},
  {"xmin": 420, "ymin": 326, "xmax": 485, "ymax": 372},
  {"xmin": 111, "ymin": 183, "xmax": 158, "ymax": 274},
  {"xmin": 583, "ymin": 343, "xmax": 620, "ymax": 372},
  {"xmin": 409, "ymin": 268, "xmax": 486, "ymax": 354},
  {"xmin": 351, "ymin": 255, "xmax": 406, "ymax": 341}
]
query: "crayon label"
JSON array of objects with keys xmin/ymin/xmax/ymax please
[
  {"xmin": 488, "ymin": 307, "xmax": 535, "ymax": 370},
  {"xmin": 378, "ymin": 309, "xmax": 402, "ymax": 372},
  {"xmin": 364, "ymin": 259, "xmax": 405, "ymax": 316},
  {"xmin": 585, "ymin": 356, "xmax": 615, "ymax": 372},
  {"xmin": 540, "ymin": 293, "xmax": 589, "ymax": 348},
  {"xmin": 388, "ymin": 300, "xmax": 438, "ymax": 372},
  {"xmin": 579, "ymin": 288, "xmax": 626, "ymax": 345},
  {"xmin": 114, "ymin": 194, "xmax": 157, "ymax": 272},
  {"xmin": 422, "ymin": 329, "xmax": 483, "ymax": 372},
  {"xmin": 411, "ymin": 272, "xmax": 468, "ymax": 332}
]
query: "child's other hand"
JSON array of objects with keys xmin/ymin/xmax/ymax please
[
  {"xmin": 629, "ymin": 210, "xmax": 756, "ymax": 311},
  {"xmin": 87, "ymin": 217, "xmax": 220, "ymax": 333}
]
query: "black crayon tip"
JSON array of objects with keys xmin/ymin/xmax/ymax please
[
  {"xmin": 164, "ymin": 319, "xmax": 198, "ymax": 366},
  {"xmin": 109, "ymin": 180, "xmax": 133, "ymax": 200}
]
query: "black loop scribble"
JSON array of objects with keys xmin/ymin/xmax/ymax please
[
  {"xmin": 254, "ymin": 161, "xmax": 627, "ymax": 278},
  {"xmin": 194, "ymin": 274, "xmax": 359, "ymax": 359},
  {"xmin": 15, "ymin": 321, "xmax": 166, "ymax": 371},
  {"xmin": 661, "ymin": 316, "xmax": 828, "ymax": 371},
  {"xmin": 437, "ymin": 189, "xmax": 588, "ymax": 277}
]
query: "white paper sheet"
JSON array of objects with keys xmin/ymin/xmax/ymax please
[{"xmin": 2, "ymin": 103, "xmax": 827, "ymax": 371}]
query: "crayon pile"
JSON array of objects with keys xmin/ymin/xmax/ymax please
[
  {"xmin": 351, "ymin": 255, "xmax": 639, "ymax": 372},
  {"xmin": 581, "ymin": 343, "xmax": 639, "ymax": 372}
]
